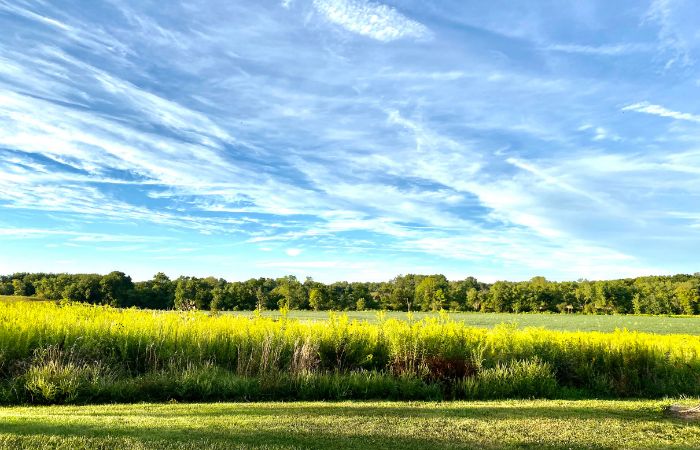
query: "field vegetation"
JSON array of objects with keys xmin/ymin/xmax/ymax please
[
  {"xmin": 2, "ymin": 301, "xmax": 700, "ymax": 405},
  {"xmin": 6, "ymin": 295, "xmax": 700, "ymax": 335},
  {"xmin": 232, "ymin": 309, "xmax": 700, "ymax": 335}
]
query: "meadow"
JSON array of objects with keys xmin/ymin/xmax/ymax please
[
  {"xmin": 2, "ymin": 400, "xmax": 700, "ymax": 449},
  {"xmin": 6, "ymin": 295, "xmax": 700, "ymax": 334},
  {"xmin": 2, "ymin": 300, "xmax": 700, "ymax": 404},
  {"xmin": 232, "ymin": 309, "xmax": 700, "ymax": 335}
]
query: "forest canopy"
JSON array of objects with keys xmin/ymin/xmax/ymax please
[{"xmin": 2, "ymin": 272, "xmax": 699, "ymax": 315}]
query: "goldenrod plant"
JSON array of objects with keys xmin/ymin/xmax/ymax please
[{"xmin": 1, "ymin": 301, "xmax": 699, "ymax": 404}]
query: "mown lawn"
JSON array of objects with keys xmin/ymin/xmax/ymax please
[{"xmin": 1, "ymin": 400, "xmax": 699, "ymax": 449}]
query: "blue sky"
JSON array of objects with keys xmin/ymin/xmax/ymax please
[{"xmin": 1, "ymin": 0, "xmax": 699, "ymax": 282}]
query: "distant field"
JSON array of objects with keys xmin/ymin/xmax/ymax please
[
  {"xmin": 3, "ymin": 295, "xmax": 700, "ymax": 335},
  {"xmin": 1, "ymin": 400, "xmax": 699, "ymax": 449},
  {"xmin": 0, "ymin": 295, "xmax": 47, "ymax": 303},
  {"xmin": 231, "ymin": 309, "xmax": 700, "ymax": 335}
]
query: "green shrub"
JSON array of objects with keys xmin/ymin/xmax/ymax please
[
  {"xmin": 23, "ymin": 346, "xmax": 113, "ymax": 404},
  {"xmin": 462, "ymin": 359, "xmax": 558, "ymax": 399}
]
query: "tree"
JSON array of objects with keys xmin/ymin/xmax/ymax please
[
  {"xmin": 272, "ymin": 275, "xmax": 307, "ymax": 309},
  {"xmin": 5, "ymin": 270, "xmax": 700, "ymax": 316},
  {"xmin": 12, "ymin": 278, "xmax": 33, "ymax": 296},
  {"xmin": 99, "ymin": 271, "xmax": 134, "ymax": 307},
  {"xmin": 35, "ymin": 276, "xmax": 66, "ymax": 300},
  {"xmin": 576, "ymin": 281, "xmax": 595, "ymax": 313},
  {"xmin": 633, "ymin": 278, "xmax": 677, "ymax": 315},
  {"xmin": 487, "ymin": 281, "xmax": 515, "ymax": 312},
  {"xmin": 350, "ymin": 282, "xmax": 373, "ymax": 310},
  {"xmin": 466, "ymin": 288, "xmax": 480, "ymax": 311},
  {"xmin": 388, "ymin": 275, "xmax": 416, "ymax": 311},
  {"xmin": 415, "ymin": 275, "xmax": 448, "ymax": 311},
  {"xmin": 0, "ymin": 279, "xmax": 13, "ymax": 295},
  {"xmin": 255, "ymin": 287, "xmax": 267, "ymax": 311},
  {"xmin": 518, "ymin": 276, "xmax": 559, "ymax": 312},
  {"xmin": 210, "ymin": 284, "xmax": 232, "ymax": 312},
  {"xmin": 174, "ymin": 277, "xmax": 214, "ymax": 311},
  {"xmin": 308, "ymin": 288, "xmax": 328, "ymax": 311},
  {"xmin": 327, "ymin": 281, "xmax": 352, "ymax": 310},
  {"xmin": 676, "ymin": 280, "xmax": 699, "ymax": 315},
  {"xmin": 150, "ymin": 272, "xmax": 175, "ymax": 309}
]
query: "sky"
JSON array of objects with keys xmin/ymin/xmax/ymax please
[{"xmin": 1, "ymin": 0, "xmax": 700, "ymax": 283}]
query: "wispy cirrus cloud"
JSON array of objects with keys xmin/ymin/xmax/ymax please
[
  {"xmin": 1, "ymin": 0, "xmax": 699, "ymax": 281},
  {"xmin": 0, "ymin": 227, "xmax": 171, "ymax": 245},
  {"xmin": 622, "ymin": 101, "xmax": 700, "ymax": 123},
  {"xmin": 544, "ymin": 43, "xmax": 653, "ymax": 56},
  {"xmin": 644, "ymin": 0, "xmax": 697, "ymax": 69},
  {"xmin": 312, "ymin": 0, "xmax": 430, "ymax": 42}
]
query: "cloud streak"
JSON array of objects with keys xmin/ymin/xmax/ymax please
[
  {"xmin": 0, "ymin": 0, "xmax": 698, "ymax": 281},
  {"xmin": 544, "ymin": 43, "xmax": 653, "ymax": 56},
  {"xmin": 313, "ymin": 0, "xmax": 430, "ymax": 42},
  {"xmin": 622, "ymin": 101, "xmax": 700, "ymax": 123}
]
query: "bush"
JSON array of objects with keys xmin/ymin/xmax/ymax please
[
  {"xmin": 461, "ymin": 359, "xmax": 558, "ymax": 399},
  {"xmin": 23, "ymin": 346, "xmax": 113, "ymax": 404}
]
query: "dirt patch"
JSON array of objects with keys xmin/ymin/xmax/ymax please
[{"xmin": 665, "ymin": 405, "xmax": 700, "ymax": 421}]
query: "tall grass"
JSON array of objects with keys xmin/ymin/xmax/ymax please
[{"xmin": 1, "ymin": 302, "xmax": 699, "ymax": 404}]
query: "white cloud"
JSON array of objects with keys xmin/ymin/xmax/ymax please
[
  {"xmin": 313, "ymin": 0, "xmax": 430, "ymax": 42},
  {"xmin": 400, "ymin": 234, "xmax": 658, "ymax": 281},
  {"xmin": 260, "ymin": 260, "xmax": 337, "ymax": 269},
  {"xmin": 2, "ymin": 0, "xmax": 699, "ymax": 282},
  {"xmin": 505, "ymin": 157, "xmax": 611, "ymax": 207},
  {"xmin": 0, "ymin": 1, "xmax": 133, "ymax": 60},
  {"xmin": 644, "ymin": 0, "xmax": 695, "ymax": 68},
  {"xmin": 285, "ymin": 248, "xmax": 303, "ymax": 256},
  {"xmin": 622, "ymin": 101, "xmax": 700, "ymax": 123},
  {"xmin": 544, "ymin": 43, "xmax": 653, "ymax": 56},
  {"xmin": 0, "ymin": 227, "xmax": 167, "ymax": 243}
]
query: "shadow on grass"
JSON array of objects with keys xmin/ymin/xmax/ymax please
[
  {"xmin": 0, "ymin": 419, "xmax": 613, "ymax": 450},
  {"xmin": 30, "ymin": 402, "xmax": 672, "ymax": 421},
  {"xmin": 3, "ymin": 402, "xmax": 699, "ymax": 450}
]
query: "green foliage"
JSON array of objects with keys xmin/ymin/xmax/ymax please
[
  {"xmin": 1, "ymin": 302, "xmax": 700, "ymax": 405},
  {"xmin": 23, "ymin": 346, "xmax": 113, "ymax": 404},
  {"xmin": 272, "ymin": 275, "xmax": 307, "ymax": 310},
  {"xmin": 3, "ymin": 271, "xmax": 700, "ymax": 316},
  {"xmin": 461, "ymin": 358, "xmax": 557, "ymax": 399},
  {"xmin": 174, "ymin": 276, "xmax": 216, "ymax": 311},
  {"xmin": 308, "ymin": 288, "xmax": 328, "ymax": 311},
  {"xmin": 415, "ymin": 275, "xmax": 448, "ymax": 311},
  {"xmin": 99, "ymin": 271, "xmax": 134, "ymax": 307}
]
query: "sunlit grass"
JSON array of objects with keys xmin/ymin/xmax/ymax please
[{"xmin": 1, "ymin": 399, "xmax": 699, "ymax": 449}]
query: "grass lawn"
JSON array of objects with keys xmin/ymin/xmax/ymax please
[{"xmin": 1, "ymin": 400, "xmax": 699, "ymax": 449}]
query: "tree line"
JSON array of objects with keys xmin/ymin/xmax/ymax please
[{"xmin": 1, "ymin": 272, "xmax": 699, "ymax": 315}]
